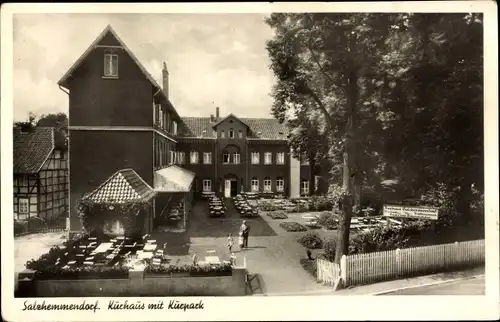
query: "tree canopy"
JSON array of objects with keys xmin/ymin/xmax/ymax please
[{"xmin": 265, "ymin": 13, "xmax": 483, "ymax": 261}]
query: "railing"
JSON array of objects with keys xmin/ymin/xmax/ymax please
[{"xmin": 316, "ymin": 239, "xmax": 485, "ymax": 288}]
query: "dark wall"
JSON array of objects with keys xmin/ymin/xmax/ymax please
[
  {"xmin": 67, "ymin": 47, "xmax": 154, "ymax": 127},
  {"xmin": 177, "ymin": 139, "xmax": 216, "ymax": 192},
  {"xmin": 69, "ymin": 130, "xmax": 153, "ymax": 231},
  {"xmin": 248, "ymin": 143, "xmax": 289, "ymax": 194}
]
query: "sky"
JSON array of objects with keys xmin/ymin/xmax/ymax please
[{"xmin": 12, "ymin": 13, "xmax": 276, "ymax": 122}]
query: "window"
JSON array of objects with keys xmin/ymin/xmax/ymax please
[
  {"xmin": 301, "ymin": 179, "xmax": 309, "ymax": 195},
  {"xmin": 220, "ymin": 131, "xmax": 226, "ymax": 138},
  {"xmin": 159, "ymin": 108, "xmax": 164, "ymax": 128},
  {"xmin": 19, "ymin": 198, "xmax": 29, "ymax": 214},
  {"xmin": 251, "ymin": 178, "xmax": 259, "ymax": 192},
  {"xmin": 178, "ymin": 152, "xmax": 185, "ymax": 165},
  {"xmin": 233, "ymin": 153, "xmax": 240, "ymax": 164},
  {"xmin": 229, "ymin": 128, "xmax": 235, "ymax": 139},
  {"xmin": 169, "ymin": 151, "xmax": 175, "ymax": 165},
  {"xmin": 251, "ymin": 152, "xmax": 260, "ymax": 164},
  {"xmin": 223, "ymin": 152, "xmax": 230, "ymax": 164},
  {"xmin": 172, "ymin": 121, "xmax": 178, "ymax": 135},
  {"xmin": 203, "ymin": 152, "xmax": 212, "ymax": 164},
  {"xmin": 190, "ymin": 151, "xmax": 199, "ymax": 164},
  {"xmin": 264, "ymin": 152, "xmax": 272, "ymax": 165},
  {"xmin": 276, "ymin": 177, "xmax": 284, "ymax": 192},
  {"xmin": 104, "ymin": 52, "xmax": 118, "ymax": 77},
  {"xmin": 238, "ymin": 130, "xmax": 243, "ymax": 139},
  {"xmin": 277, "ymin": 152, "xmax": 285, "ymax": 165},
  {"xmin": 263, "ymin": 177, "xmax": 272, "ymax": 192},
  {"xmin": 203, "ymin": 179, "xmax": 212, "ymax": 192},
  {"xmin": 153, "ymin": 103, "xmax": 160, "ymax": 125}
]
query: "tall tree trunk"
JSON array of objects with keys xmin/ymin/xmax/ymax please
[{"xmin": 335, "ymin": 32, "xmax": 358, "ymax": 264}]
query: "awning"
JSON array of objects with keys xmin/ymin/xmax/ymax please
[
  {"xmin": 83, "ymin": 169, "xmax": 156, "ymax": 204},
  {"xmin": 154, "ymin": 165, "xmax": 195, "ymax": 193}
]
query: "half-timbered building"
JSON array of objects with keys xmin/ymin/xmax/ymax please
[{"xmin": 13, "ymin": 126, "xmax": 69, "ymax": 227}]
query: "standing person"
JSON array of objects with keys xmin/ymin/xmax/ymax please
[
  {"xmin": 240, "ymin": 220, "xmax": 251, "ymax": 248},
  {"xmin": 227, "ymin": 233, "xmax": 234, "ymax": 253},
  {"xmin": 238, "ymin": 231, "xmax": 244, "ymax": 250}
]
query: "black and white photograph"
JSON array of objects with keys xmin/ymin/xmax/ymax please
[{"xmin": 1, "ymin": 2, "xmax": 498, "ymax": 321}]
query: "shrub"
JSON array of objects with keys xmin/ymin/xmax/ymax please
[
  {"xmin": 297, "ymin": 232, "xmax": 323, "ymax": 249},
  {"xmin": 292, "ymin": 203, "xmax": 309, "ymax": 213},
  {"xmin": 317, "ymin": 212, "xmax": 338, "ymax": 230},
  {"xmin": 299, "ymin": 258, "xmax": 317, "ymax": 278},
  {"xmin": 309, "ymin": 196, "xmax": 333, "ymax": 211},
  {"xmin": 241, "ymin": 210, "xmax": 259, "ymax": 218},
  {"xmin": 268, "ymin": 211, "xmax": 288, "ymax": 219},
  {"xmin": 322, "ymin": 236, "xmax": 337, "ymax": 262},
  {"xmin": 279, "ymin": 222, "xmax": 307, "ymax": 232}
]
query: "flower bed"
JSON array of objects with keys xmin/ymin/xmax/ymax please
[
  {"xmin": 267, "ymin": 211, "xmax": 288, "ymax": 219},
  {"xmin": 279, "ymin": 222, "xmax": 307, "ymax": 232},
  {"xmin": 297, "ymin": 232, "xmax": 323, "ymax": 249},
  {"xmin": 145, "ymin": 262, "xmax": 232, "ymax": 277}
]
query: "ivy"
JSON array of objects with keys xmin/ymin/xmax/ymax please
[{"xmin": 76, "ymin": 198, "xmax": 151, "ymax": 237}]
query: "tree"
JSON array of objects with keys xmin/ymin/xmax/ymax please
[
  {"xmin": 36, "ymin": 112, "xmax": 69, "ymax": 150},
  {"xmin": 14, "ymin": 112, "xmax": 37, "ymax": 132},
  {"xmin": 265, "ymin": 13, "xmax": 484, "ymax": 262}
]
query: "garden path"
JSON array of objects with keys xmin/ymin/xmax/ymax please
[{"xmin": 184, "ymin": 200, "xmax": 330, "ymax": 295}]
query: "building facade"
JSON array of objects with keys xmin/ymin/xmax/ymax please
[
  {"xmin": 13, "ymin": 126, "xmax": 68, "ymax": 226},
  {"xmin": 59, "ymin": 25, "xmax": 313, "ymax": 234}
]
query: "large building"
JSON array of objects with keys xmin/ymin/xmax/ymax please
[{"xmin": 58, "ymin": 25, "xmax": 313, "ymax": 234}]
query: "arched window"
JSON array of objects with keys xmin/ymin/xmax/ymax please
[{"xmin": 222, "ymin": 145, "xmax": 240, "ymax": 165}]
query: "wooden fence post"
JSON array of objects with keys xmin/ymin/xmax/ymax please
[
  {"xmin": 395, "ymin": 248, "xmax": 401, "ymax": 277},
  {"xmin": 338, "ymin": 255, "xmax": 347, "ymax": 289}
]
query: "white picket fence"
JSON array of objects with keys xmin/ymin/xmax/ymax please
[
  {"xmin": 316, "ymin": 239, "xmax": 485, "ymax": 288},
  {"xmin": 317, "ymin": 259, "xmax": 341, "ymax": 286}
]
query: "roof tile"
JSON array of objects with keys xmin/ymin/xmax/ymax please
[
  {"xmin": 83, "ymin": 169, "xmax": 156, "ymax": 204},
  {"xmin": 13, "ymin": 127, "xmax": 55, "ymax": 174},
  {"xmin": 179, "ymin": 116, "xmax": 288, "ymax": 140}
]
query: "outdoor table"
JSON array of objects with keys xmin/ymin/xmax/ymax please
[
  {"xmin": 88, "ymin": 237, "xmax": 97, "ymax": 241},
  {"xmin": 79, "ymin": 245, "xmax": 87, "ymax": 249},
  {"xmin": 116, "ymin": 236, "xmax": 125, "ymax": 241},
  {"xmin": 83, "ymin": 261, "xmax": 94, "ymax": 265},
  {"xmin": 85, "ymin": 256, "xmax": 95, "ymax": 261},
  {"xmin": 94, "ymin": 242, "xmax": 113, "ymax": 254},
  {"xmin": 67, "ymin": 261, "xmax": 77, "ymax": 265},
  {"xmin": 205, "ymin": 256, "xmax": 221, "ymax": 265},
  {"xmin": 147, "ymin": 240, "xmax": 157, "ymax": 243},
  {"xmin": 143, "ymin": 244, "xmax": 157, "ymax": 252}
]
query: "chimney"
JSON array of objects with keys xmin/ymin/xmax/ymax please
[
  {"xmin": 216, "ymin": 107, "xmax": 220, "ymax": 118},
  {"xmin": 210, "ymin": 114, "xmax": 215, "ymax": 122},
  {"xmin": 162, "ymin": 62, "xmax": 169, "ymax": 99}
]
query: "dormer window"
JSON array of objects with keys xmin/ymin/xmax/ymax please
[
  {"xmin": 229, "ymin": 129, "xmax": 235, "ymax": 139},
  {"xmin": 104, "ymin": 51, "xmax": 118, "ymax": 77}
]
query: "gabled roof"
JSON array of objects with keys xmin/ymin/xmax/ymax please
[
  {"xmin": 83, "ymin": 169, "xmax": 156, "ymax": 204},
  {"xmin": 212, "ymin": 113, "xmax": 250, "ymax": 129},
  {"xmin": 179, "ymin": 117, "xmax": 289, "ymax": 140},
  {"xmin": 57, "ymin": 25, "xmax": 161, "ymax": 91},
  {"xmin": 154, "ymin": 165, "xmax": 196, "ymax": 192},
  {"xmin": 13, "ymin": 127, "xmax": 55, "ymax": 174}
]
